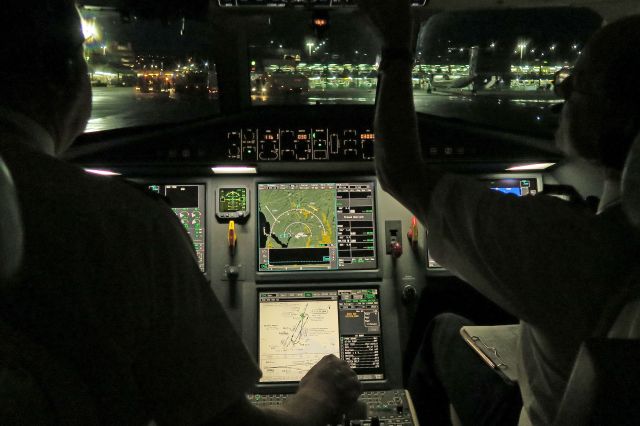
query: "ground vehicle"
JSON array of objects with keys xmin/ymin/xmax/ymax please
[
  {"xmin": 263, "ymin": 72, "xmax": 310, "ymax": 94},
  {"xmin": 5, "ymin": 0, "xmax": 640, "ymax": 424}
]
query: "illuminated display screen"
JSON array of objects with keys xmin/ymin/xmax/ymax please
[
  {"xmin": 258, "ymin": 182, "xmax": 377, "ymax": 272},
  {"xmin": 149, "ymin": 184, "xmax": 206, "ymax": 272},
  {"xmin": 219, "ymin": 188, "xmax": 248, "ymax": 213},
  {"xmin": 258, "ymin": 288, "xmax": 384, "ymax": 383},
  {"xmin": 482, "ymin": 178, "xmax": 538, "ymax": 197}
]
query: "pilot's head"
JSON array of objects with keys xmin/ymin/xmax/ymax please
[
  {"xmin": 556, "ymin": 15, "xmax": 640, "ymax": 178},
  {"xmin": 0, "ymin": 1, "xmax": 91, "ymax": 154}
]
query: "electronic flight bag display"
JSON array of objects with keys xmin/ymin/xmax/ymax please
[
  {"xmin": 257, "ymin": 182, "xmax": 377, "ymax": 272},
  {"xmin": 258, "ymin": 288, "xmax": 384, "ymax": 383}
]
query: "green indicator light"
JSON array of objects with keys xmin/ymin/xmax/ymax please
[{"xmin": 305, "ymin": 292, "xmax": 313, "ymax": 297}]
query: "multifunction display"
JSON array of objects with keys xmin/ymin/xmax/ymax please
[
  {"xmin": 481, "ymin": 178, "xmax": 539, "ymax": 197},
  {"xmin": 258, "ymin": 182, "xmax": 377, "ymax": 272},
  {"xmin": 148, "ymin": 184, "xmax": 206, "ymax": 272},
  {"xmin": 258, "ymin": 288, "xmax": 384, "ymax": 383}
]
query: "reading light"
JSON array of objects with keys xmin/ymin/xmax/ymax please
[
  {"xmin": 506, "ymin": 163, "xmax": 556, "ymax": 171},
  {"xmin": 211, "ymin": 166, "xmax": 257, "ymax": 175},
  {"xmin": 85, "ymin": 168, "xmax": 122, "ymax": 176}
]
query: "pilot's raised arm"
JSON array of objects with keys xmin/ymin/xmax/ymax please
[
  {"xmin": 359, "ymin": 0, "xmax": 443, "ymax": 221},
  {"xmin": 360, "ymin": 0, "xmax": 637, "ymax": 330},
  {"xmin": 361, "ymin": 1, "xmax": 640, "ymax": 424}
]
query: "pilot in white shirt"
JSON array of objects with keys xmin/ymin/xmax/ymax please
[{"xmin": 359, "ymin": 0, "xmax": 640, "ymax": 424}]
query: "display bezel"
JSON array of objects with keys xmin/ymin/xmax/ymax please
[
  {"xmin": 256, "ymin": 286, "xmax": 385, "ymax": 384},
  {"xmin": 255, "ymin": 180, "xmax": 380, "ymax": 278},
  {"xmin": 216, "ymin": 185, "xmax": 251, "ymax": 221}
]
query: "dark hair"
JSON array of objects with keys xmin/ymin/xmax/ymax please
[{"xmin": 0, "ymin": 1, "xmax": 82, "ymax": 84}]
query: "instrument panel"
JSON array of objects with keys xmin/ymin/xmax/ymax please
[{"xmin": 225, "ymin": 128, "xmax": 375, "ymax": 162}]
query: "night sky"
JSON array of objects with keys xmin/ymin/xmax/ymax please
[
  {"xmin": 84, "ymin": 6, "xmax": 603, "ymax": 66},
  {"xmin": 419, "ymin": 8, "xmax": 602, "ymax": 63}
]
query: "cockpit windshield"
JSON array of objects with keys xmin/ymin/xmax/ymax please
[
  {"xmin": 81, "ymin": 6, "xmax": 602, "ymax": 138},
  {"xmin": 248, "ymin": 12, "xmax": 380, "ymax": 106},
  {"xmin": 81, "ymin": 7, "xmax": 219, "ymax": 133},
  {"xmin": 413, "ymin": 8, "xmax": 601, "ymax": 137}
]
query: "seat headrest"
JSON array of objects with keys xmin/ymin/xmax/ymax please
[
  {"xmin": 622, "ymin": 132, "xmax": 640, "ymax": 229},
  {"xmin": 0, "ymin": 156, "xmax": 23, "ymax": 284}
]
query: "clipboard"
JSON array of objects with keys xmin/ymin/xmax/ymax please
[{"xmin": 460, "ymin": 324, "xmax": 521, "ymax": 384}]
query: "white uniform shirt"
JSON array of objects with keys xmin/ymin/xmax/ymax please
[{"xmin": 426, "ymin": 173, "xmax": 636, "ymax": 425}]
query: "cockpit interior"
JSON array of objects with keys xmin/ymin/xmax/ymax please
[{"xmin": 2, "ymin": 0, "xmax": 640, "ymax": 425}]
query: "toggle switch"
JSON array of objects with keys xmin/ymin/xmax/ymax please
[{"xmin": 385, "ymin": 220, "xmax": 403, "ymax": 258}]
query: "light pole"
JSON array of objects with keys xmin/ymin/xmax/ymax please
[
  {"xmin": 517, "ymin": 41, "xmax": 528, "ymax": 80},
  {"xmin": 519, "ymin": 43, "xmax": 527, "ymax": 62},
  {"xmin": 307, "ymin": 42, "xmax": 315, "ymax": 57}
]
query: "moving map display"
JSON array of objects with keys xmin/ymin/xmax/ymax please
[
  {"xmin": 259, "ymin": 289, "xmax": 384, "ymax": 383},
  {"xmin": 258, "ymin": 182, "xmax": 377, "ymax": 271}
]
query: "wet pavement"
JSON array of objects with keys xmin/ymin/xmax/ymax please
[{"xmin": 88, "ymin": 87, "xmax": 561, "ymax": 138}]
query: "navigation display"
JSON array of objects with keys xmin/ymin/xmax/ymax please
[
  {"xmin": 148, "ymin": 184, "xmax": 206, "ymax": 272},
  {"xmin": 257, "ymin": 182, "xmax": 377, "ymax": 272},
  {"xmin": 482, "ymin": 178, "xmax": 539, "ymax": 197},
  {"xmin": 258, "ymin": 288, "xmax": 384, "ymax": 383}
]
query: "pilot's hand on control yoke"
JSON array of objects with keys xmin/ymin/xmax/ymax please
[
  {"xmin": 359, "ymin": 0, "xmax": 412, "ymax": 50},
  {"xmin": 283, "ymin": 354, "xmax": 362, "ymax": 425}
]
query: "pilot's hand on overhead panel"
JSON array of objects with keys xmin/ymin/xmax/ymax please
[
  {"xmin": 359, "ymin": 0, "xmax": 412, "ymax": 50},
  {"xmin": 282, "ymin": 354, "xmax": 362, "ymax": 425}
]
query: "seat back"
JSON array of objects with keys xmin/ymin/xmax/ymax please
[
  {"xmin": 554, "ymin": 133, "xmax": 640, "ymax": 425},
  {"xmin": 622, "ymin": 129, "xmax": 640, "ymax": 228},
  {"xmin": 0, "ymin": 155, "xmax": 100, "ymax": 425},
  {"xmin": 0, "ymin": 155, "xmax": 22, "ymax": 285}
]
